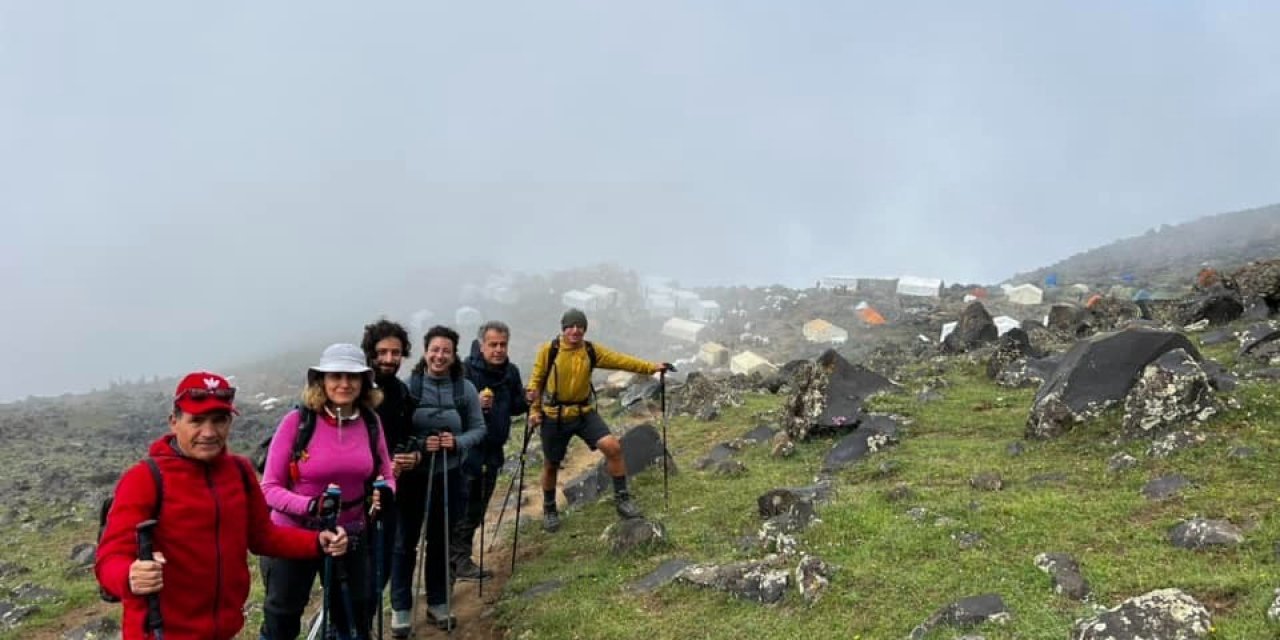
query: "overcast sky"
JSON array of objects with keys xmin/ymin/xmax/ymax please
[{"xmin": 3, "ymin": 2, "xmax": 1280, "ymax": 400}]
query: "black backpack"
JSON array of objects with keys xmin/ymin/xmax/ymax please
[
  {"xmin": 96, "ymin": 456, "xmax": 253, "ymax": 602},
  {"xmin": 252, "ymin": 406, "xmax": 382, "ymax": 488},
  {"xmin": 539, "ymin": 337, "xmax": 598, "ymax": 408}
]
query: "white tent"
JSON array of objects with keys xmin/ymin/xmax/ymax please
[
  {"xmin": 689, "ymin": 300, "xmax": 721, "ymax": 322},
  {"xmin": 818, "ymin": 275, "xmax": 859, "ymax": 290},
  {"xmin": 583, "ymin": 284, "xmax": 620, "ymax": 308},
  {"xmin": 645, "ymin": 292, "xmax": 677, "ymax": 317},
  {"xmin": 1006, "ymin": 284, "xmax": 1044, "ymax": 305},
  {"xmin": 993, "ymin": 316, "xmax": 1022, "ymax": 335},
  {"xmin": 672, "ymin": 290, "xmax": 701, "ymax": 314},
  {"xmin": 897, "ymin": 276, "xmax": 943, "ymax": 298},
  {"xmin": 802, "ymin": 318, "xmax": 849, "ymax": 344},
  {"xmin": 561, "ymin": 289, "xmax": 600, "ymax": 311},
  {"xmin": 730, "ymin": 351, "xmax": 777, "ymax": 376},
  {"xmin": 661, "ymin": 317, "xmax": 706, "ymax": 343},
  {"xmin": 698, "ymin": 342, "xmax": 730, "ymax": 366}
]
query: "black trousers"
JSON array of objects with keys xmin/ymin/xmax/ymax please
[
  {"xmin": 390, "ymin": 466, "xmax": 461, "ymax": 611},
  {"xmin": 450, "ymin": 461, "xmax": 500, "ymax": 565},
  {"xmin": 260, "ymin": 533, "xmax": 371, "ymax": 640}
]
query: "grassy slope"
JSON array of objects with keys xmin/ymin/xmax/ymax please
[{"xmin": 496, "ymin": 346, "xmax": 1280, "ymax": 639}]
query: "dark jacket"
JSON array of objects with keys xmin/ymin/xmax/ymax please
[
  {"xmin": 96, "ymin": 434, "xmax": 320, "ymax": 640},
  {"xmin": 375, "ymin": 373, "xmax": 416, "ymax": 454},
  {"xmin": 463, "ymin": 339, "xmax": 530, "ymax": 467}
]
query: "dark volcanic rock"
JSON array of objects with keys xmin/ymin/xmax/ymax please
[
  {"xmin": 1177, "ymin": 286, "xmax": 1243, "ymax": 326},
  {"xmin": 678, "ymin": 557, "xmax": 790, "ymax": 604},
  {"xmin": 627, "ymin": 558, "xmax": 692, "ymax": 594},
  {"xmin": 1169, "ymin": 518, "xmax": 1244, "ymax": 549},
  {"xmin": 820, "ymin": 415, "xmax": 901, "ymax": 472},
  {"xmin": 783, "ymin": 350, "xmax": 897, "ymax": 441},
  {"xmin": 1034, "ymin": 552, "xmax": 1090, "ymax": 601},
  {"xmin": 1072, "ymin": 588, "xmax": 1211, "ymax": 639},
  {"xmin": 603, "ymin": 518, "xmax": 667, "ymax": 555},
  {"xmin": 943, "ymin": 302, "xmax": 999, "ymax": 354},
  {"xmin": 910, "ymin": 593, "xmax": 1010, "ymax": 639},
  {"xmin": 1142, "ymin": 474, "xmax": 1191, "ymax": 500},
  {"xmin": 1026, "ymin": 328, "xmax": 1201, "ymax": 439},
  {"xmin": 1121, "ymin": 349, "xmax": 1218, "ymax": 439},
  {"xmin": 563, "ymin": 424, "xmax": 674, "ymax": 508}
]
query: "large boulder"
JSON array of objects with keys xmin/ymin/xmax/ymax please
[
  {"xmin": 1231, "ymin": 258, "xmax": 1280, "ymax": 307},
  {"xmin": 1238, "ymin": 322, "xmax": 1280, "ymax": 362},
  {"xmin": 1072, "ymin": 588, "xmax": 1211, "ymax": 639},
  {"xmin": 563, "ymin": 424, "xmax": 675, "ymax": 507},
  {"xmin": 985, "ymin": 328, "xmax": 1042, "ymax": 381},
  {"xmin": 1026, "ymin": 328, "xmax": 1201, "ymax": 439},
  {"xmin": 1047, "ymin": 303, "xmax": 1086, "ymax": 334},
  {"xmin": 820, "ymin": 414, "xmax": 901, "ymax": 473},
  {"xmin": 783, "ymin": 350, "xmax": 897, "ymax": 441},
  {"xmin": 1177, "ymin": 286, "xmax": 1243, "ymax": 326},
  {"xmin": 942, "ymin": 302, "xmax": 999, "ymax": 353},
  {"xmin": 1120, "ymin": 349, "xmax": 1218, "ymax": 439}
]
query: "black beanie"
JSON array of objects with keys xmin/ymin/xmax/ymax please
[{"xmin": 561, "ymin": 308, "xmax": 588, "ymax": 330}]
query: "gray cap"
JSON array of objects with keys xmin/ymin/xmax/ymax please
[
  {"xmin": 309, "ymin": 343, "xmax": 372, "ymax": 374},
  {"xmin": 561, "ymin": 308, "xmax": 588, "ymax": 330}
]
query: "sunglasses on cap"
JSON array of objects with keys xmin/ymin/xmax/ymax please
[{"xmin": 176, "ymin": 387, "xmax": 237, "ymax": 402}]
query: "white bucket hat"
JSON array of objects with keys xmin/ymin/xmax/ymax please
[{"xmin": 309, "ymin": 343, "xmax": 372, "ymax": 377}]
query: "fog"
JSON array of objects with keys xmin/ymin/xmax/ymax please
[{"xmin": 4, "ymin": 2, "xmax": 1280, "ymax": 401}]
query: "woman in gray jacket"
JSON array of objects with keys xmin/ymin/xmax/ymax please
[{"xmin": 389, "ymin": 325, "xmax": 485, "ymax": 636}]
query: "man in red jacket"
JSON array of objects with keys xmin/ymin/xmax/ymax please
[{"xmin": 96, "ymin": 371, "xmax": 350, "ymax": 640}]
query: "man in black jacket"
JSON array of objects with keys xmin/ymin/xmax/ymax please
[
  {"xmin": 361, "ymin": 319, "xmax": 416, "ymax": 610},
  {"xmin": 452, "ymin": 320, "xmax": 528, "ymax": 581}
]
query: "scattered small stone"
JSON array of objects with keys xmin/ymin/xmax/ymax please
[
  {"xmin": 1142, "ymin": 474, "xmax": 1191, "ymax": 501},
  {"xmin": 1147, "ymin": 430, "xmax": 1207, "ymax": 458},
  {"xmin": 795, "ymin": 555, "xmax": 834, "ymax": 604},
  {"xmin": 1228, "ymin": 446, "xmax": 1257, "ymax": 459},
  {"xmin": 1005, "ymin": 441, "xmax": 1025, "ymax": 457},
  {"xmin": 627, "ymin": 559, "xmax": 693, "ymax": 594},
  {"xmin": 909, "ymin": 593, "xmax": 1011, "ymax": 639},
  {"xmin": 1169, "ymin": 518, "xmax": 1244, "ymax": 550},
  {"xmin": 1108, "ymin": 452, "xmax": 1138, "ymax": 473},
  {"xmin": 60, "ymin": 616, "xmax": 120, "ymax": 640},
  {"xmin": 68, "ymin": 543, "xmax": 96, "ymax": 568},
  {"xmin": 1033, "ymin": 552, "xmax": 1090, "ymax": 601},
  {"xmin": 711, "ymin": 460, "xmax": 747, "ymax": 477},
  {"xmin": 953, "ymin": 531, "xmax": 983, "ymax": 550},
  {"xmin": 906, "ymin": 507, "xmax": 929, "ymax": 522},
  {"xmin": 601, "ymin": 518, "xmax": 667, "ymax": 556},
  {"xmin": 970, "ymin": 472, "xmax": 1003, "ymax": 491},
  {"xmin": 885, "ymin": 483, "xmax": 913, "ymax": 502}
]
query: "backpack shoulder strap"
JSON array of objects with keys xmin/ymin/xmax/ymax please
[
  {"xmin": 230, "ymin": 455, "xmax": 255, "ymax": 497},
  {"xmin": 452, "ymin": 376, "xmax": 466, "ymax": 412},
  {"xmin": 291, "ymin": 408, "xmax": 318, "ymax": 462},
  {"xmin": 360, "ymin": 407, "xmax": 382, "ymax": 485},
  {"xmin": 584, "ymin": 340, "xmax": 598, "ymax": 370},
  {"xmin": 142, "ymin": 457, "xmax": 163, "ymax": 520}
]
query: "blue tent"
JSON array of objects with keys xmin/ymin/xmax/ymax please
[{"xmin": 1044, "ymin": 273, "xmax": 1059, "ymax": 288}]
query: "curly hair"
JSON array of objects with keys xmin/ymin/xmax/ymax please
[
  {"xmin": 301, "ymin": 372, "xmax": 383, "ymax": 413},
  {"xmin": 410, "ymin": 325, "xmax": 463, "ymax": 378},
  {"xmin": 361, "ymin": 318, "xmax": 411, "ymax": 364}
]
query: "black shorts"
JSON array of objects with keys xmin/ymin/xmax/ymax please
[{"xmin": 540, "ymin": 411, "xmax": 612, "ymax": 465}]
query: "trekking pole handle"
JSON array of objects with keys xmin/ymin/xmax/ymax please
[
  {"xmin": 320, "ymin": 485, "xmax": 341, "ymax": 532},
  {"xmin": 371, "ymin": 479, "xmax": 390, "ymax": 517},
  {"xmin": 136, "ymin": 520, "xmax": 164, "ymax": 638}
]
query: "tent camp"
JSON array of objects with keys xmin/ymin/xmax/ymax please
[
  {"xmin": 730, "ymin": 351, "xmax": 776, "ymax": 376},
  {"xmin": 897, "ymin": 276, "xmax": 942, "ymax": 298},
  {"xmin": 1006, "ymin": 284, "xmax": 1044, "ymax": 305},
  {"xmin": 818, "ymin": 275, "xmax": 859, "ymax": 291},
  {"xmin": 661, "ymin": 317, "xmax": 706, "ymax": 343},
  {"xmin": 803, "ymin": 318, "xmax": 849, "ymax": 344}
]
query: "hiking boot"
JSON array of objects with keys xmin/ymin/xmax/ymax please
[
  {"xmin": 426, "ymin": 603, "xmax": 457, "ymax": 630},
  {"xmin": 542, "ymin": 509, "xmax": 561, "ymax": 533},
  {"xmin": 390, "ymin": 609, "xmax": 412, "ymax": 639},
  {"xmin": 615, "ymin": 494, "xmax": 644, "ymax": 519},
  {"xmin": 453, "ymin": 556, "xmax": 493, "ymax": 581}
]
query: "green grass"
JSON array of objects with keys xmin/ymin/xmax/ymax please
[{"xmin": 493, "ymin": 360, "xmax": 1280, "ymax": 639}]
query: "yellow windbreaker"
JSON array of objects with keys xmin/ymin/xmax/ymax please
[{"xmin": 526, "ymin": 339, "xmax": 658, "ymax": 420}]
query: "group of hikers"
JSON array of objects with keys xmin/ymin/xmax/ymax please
[{"xmin": 95, "ymin": 308, "xmax": 671, "ymax": 640}]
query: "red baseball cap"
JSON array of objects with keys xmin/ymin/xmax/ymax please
[{"xmin": 173, "ymin": 371, "xmax": 239, "ymax": 415}]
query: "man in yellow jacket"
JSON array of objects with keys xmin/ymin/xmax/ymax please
[{"xmin": 526, "ymin": 308, "xmax": 669, "ymax": 532}]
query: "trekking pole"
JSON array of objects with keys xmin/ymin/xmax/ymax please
[
  {"xmin": 371, "ymin": 478, "xmax": 390, "ymax": 640},
  {"xmin": 441, "ymin": 444, "xmax": 454, "ymax": 637},
  {"xmin": 486, "ymin": 467, "xmax": 519, "ymax": 554},
  {"xmin": 318, "ymin": 485, "xmax": 341, "ymax": 640},
  {"xmin": 659, "ymin": 365, "xmax": 676, "ymax": 510},
  {"xmin": 416, "ymin": 446, "xmax": 438, "ymax": 613},
  {"xmin": 478, "ymin": 463, "xmax": 486, "ymax": 599},
  {"xmin": 136, "ymin": 519, "xmax": 164, "ymax": 640},
  {"xmin": 509, "ymin": 418, "xmax": 535, "ymax": 575}
]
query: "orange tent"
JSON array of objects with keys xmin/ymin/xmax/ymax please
[
  {"xmin": 1085, "ymin": 294, "xmax": 1103, "ymax": 309},
  {"xmin": 858, "ymin": 306, "xmax": 886, "ymax": 325}
]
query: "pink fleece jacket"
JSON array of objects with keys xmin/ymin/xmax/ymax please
[{"xmin": 261, "ymin": 409, "xmax": 396, "ymax": 533}]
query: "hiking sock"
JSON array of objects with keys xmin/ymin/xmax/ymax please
[
  {"xmin": 543, "ymin": 490, "xmax": 557, "ymax": 512},
  {"xmin": 612, "ymin": 475, "xmax": 628, "ymax": 497}
]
